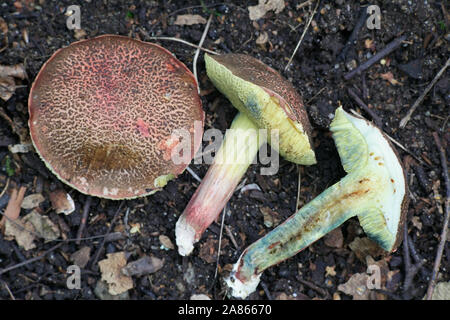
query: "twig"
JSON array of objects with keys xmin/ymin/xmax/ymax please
[
  {"xmin": 399, "ymin": 57, "xmax": 450, "ymax": 128},
  {"xmin": 193, "ymin": 14, "xmax": 213, "ymax": 94},
  {"xmin": 139, "ymin": 34, "xmax": 219, "ymax": 55},
  {"xmin": 89, "ymin": 201, "xmax": 124, "ymax": 270},
  {"xmin": 297, "ymin": 278, "xmax": 329, "ymax": 298},
  {"xmin": 337, "ymin": 6, "xmax": 368, "ymax": 62},
  {"xmin": 224, "ymin": 225, "xmax": 239, "ymax": 250},
  {"xmin": 347, "ymin": 87, "xmax": 383, "ymax": 128},
  {"xmin": 76, "ymin": 196, "xmax": 92, "ymax": 245},
  {"xmin": 259, "ymin": 281, "xmax": 273, "ymax": 300},
  {"xmin": 0, "ymin": 243, "xmax": 63, "ymax": 276},
  {"xmin": 344, "ymin": 34, "xmax": 407, "ymax": 80},
  {"xmin": 402, "ymin": 222, "xmax": 425, "ymax": 294},
  {"xmin": 426, "ymin": 132, "xmax": 450, "ymax": 300},
  {"xmin": 0, "ymin": 279, "xmax": 15, "ymax": 300},
  {"xmin": 284, "ymin": 0, "xmax": 320, "ymax": 71}
]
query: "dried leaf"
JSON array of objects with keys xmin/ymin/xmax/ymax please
[
  {"xmin": 23, "ymin": 210, "xmax": 60, "ymax": 241},
  {"xmin": 159, "ymin": 235, "xmax": 174, "ymax": 250},
  {"xmin": 70, "ymin": 246, "xmax": 91, "ymax": 268},
  {"xmin": 0, "ymin": 64, "xmax": 27, "ymax": 80},
  {"xmin": 256, "ymin": 31, "xmax": 269, "ymax": 45},
  {"xmin": 49, "ymin": 189, "xmax": 75, "ymax": 215},
  {"xmin": 349, "ymin": 237, "xmax": 384, "ymax": 262},
  {"xmin": 338, "ymin": 273, "xmax": 371, "ymax": 300},
  {"xmin": 411, "ymin": 216, "xmax": 422, "ymax": 230},
  {"xmin": 99, "ymin": 252, "xmax": 134, "ymax": 295},
  {"xmin": 4, "ymin": 218, "xmax": 36, "ymax": 250},
  {"xmin": 259, "ymin": 206, "xmax": 280, "ymax": 228},
  {"xmin": 122, "ymin": 255, "xmax": 164, "ymax": 277},
  {"xmin": 174, "ymin": 14, "xmax": 207, "ymax": 26},
  {"xmin": 248, "ymin": 0, "xmax": 285, "ymax": 21},
  {"xmin": 21, "ymin": 193, "xmax": 45, "ymax": 210},
  {"xmin": 428, "ymin": 281, "xmax": 450, "ymax": 300},
  {"xmin": 0, "ymin": 76, "xmax": 16, "ymax": 101},
  {"xmin": 323, "ymin": 227, "xmax": 344, "ymax": 248}
]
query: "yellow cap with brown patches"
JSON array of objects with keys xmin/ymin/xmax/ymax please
[{"xmin": 205, "ymin": 53, "xmax": 316, "ymax": 165}]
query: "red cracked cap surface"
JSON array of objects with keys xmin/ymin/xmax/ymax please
[{"xmin": 28, "ymin": 35, "xmax": 204, "ymax": 199}]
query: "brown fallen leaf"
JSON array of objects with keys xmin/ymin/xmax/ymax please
[
  {"xmin": 0, "ymin": 186, "xmax": 26, "ymax": 227},
  {"xmin": 122, "ymin": 256, "xmax": 164, "ymax": 277},
  {"xmin": 49, "ymin": 189, "xmax": 75, "ymax": 215},
  {"xmin": 21, "ymin": 193, "xmax": 45, "ymax": 210},
  {"xmin": 4, "ymin": 218, "xmax": 36, "ymax": 250},
  {"xmin": 70, "ymin": 246, "xmax": 91, "ymax": 268},
  {"xmin": 0, "ymin": 76, "xmax": 16, "ymax": 101},
  {"xmin": 174, "ymin": 14, "xmax": 207, "ymax": 26},
  {"xmin": 99, "ymin": 252, "xmax": 134, "ymax": 295},
  {"xmin": 349, "ymin": 237, "xmax": 384, "ymax": 262},
  {"xmin": 198, "ymin": 236, "xmax": 229, "ymax": 264},
  {"xmin": 259, "ymin": 206, "xmax": 280, "ymax": 228},
  {"xmin": 159, "ymin": 234, "xmax": 174, "ymax": 250},
  {"xmin": 338, "ymin": 273, "xmax": 371, "ymax": 300},
  {"xmin": 323, "ymin": 227, "xmax": 344, "ymax": 248},
  {"xmin": 23, "ymin": 210, "xmax": 60, "ymax": 242},
  {"xmin": 380, "ymin": 72, "xmax": 402, "ymax": 85},
  {"xmin": 248, "ymin": 0, "xmax": 285, "ymax": 21},
  {"xmin": 0, "ymin": 64, "xmax": 27, "ymax": 80}
]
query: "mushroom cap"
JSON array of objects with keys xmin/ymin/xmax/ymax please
[
  {"xmin": 330, "ymin": 107, "xmax": 408, "ymax": 252},
  {"xmin": 205, "ymin": 53, "xmax": 316, "ymax": 165},
  {"xmin": 28, "ymin": 35, "xmax": 204, "ymax": 199}
]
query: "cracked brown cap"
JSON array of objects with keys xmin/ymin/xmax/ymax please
[{"xmin": 29, "ymin": 35, "xmax": 204, "ymax": 199}]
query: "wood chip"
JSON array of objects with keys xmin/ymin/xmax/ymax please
[
  {"xmin": 122, "ymin": 256, "xmax": 164, "ymax": 277},
  {"xmin": 159, "ymin": 235, "xmax": 174, "ymax": 250},
  {"xmin": 70, "ymin": 246, "xmax": 91, "ymax": 268}
]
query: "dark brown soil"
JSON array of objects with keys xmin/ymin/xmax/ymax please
[{"xmin": 0, "ymin": 0, "xmax": 448, "ymax": 300}]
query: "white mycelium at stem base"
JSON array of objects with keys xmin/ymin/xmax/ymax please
[
  {"xmin": 176, "ymin": 112, "xmax": 265, "ymax": 256},
  {"xmin": 226, "ymin": 107, "xmax": 408, "ymax": 299}
]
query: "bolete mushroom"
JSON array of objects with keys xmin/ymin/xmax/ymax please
[
  {"xmin": 226, "ymin": 107, "xmax": 409, "ymax": 299},
  {"xmin": 175, "ymin": 53, "xmax": 316, "ymax": 256},
  {"xmin": 28, "ymin": 35, "xmax": 204, "ymax": 199}
]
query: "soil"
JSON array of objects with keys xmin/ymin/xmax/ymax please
[{"xmin": 0, "ymin": 0, "xmax": 448, "ymax": 300}]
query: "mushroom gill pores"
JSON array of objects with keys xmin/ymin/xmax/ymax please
[
  {"xmin": 175, "ymin": 53, "xmax": 316, "ymax": 256},
  {"xmin": 28, "ymin": 35, "xmax": 204, "ymax": 199},
  {"xmin": 226, "ymin": 107, "xmax": 409, "ymax": 299}
]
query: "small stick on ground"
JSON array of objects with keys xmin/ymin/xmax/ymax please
[
  {"xmin": 259, "ymin": 281, "xmax": 273, "ymax": 300},
  {"xmin": 0, "ymin": 243, "xmax": 63, "ymax": 276},
  {"xmin": 193, "ymin": 14, "xmax": 213, "ymax": 93},
  {"xmin": 399, "ymin": 57, "xmax": 450, "ymax": 128},
  {"xmin": 76, "ymin": 196, "xmax": 92, "ymax": 245},
  {"xmin": 347, "ymin": 87, "xmax": 383, "ymax": 128},
  {"xmin": 344, "ymin": 34, "xmax": 407, "ymax": 80},
  {"xmin": 138, "ymin": 31, "xmax": 219, "ymax": 55},
  {"xmin": 402, "ymin": 222, "xmax": 425, "ymax": 294},
  {"xmin": 213, "ymin": 206, "xmax": 227, "ymax": 282},
  {"xmin": 284, "ymin": 0, "xmax": 320, "ymax": 71},
  {"xmin": 1, "ymin": 279, "xmax": 15, "ymax": 300},
  {"xmin": 89, "ymin": 201, "xmax": 124, "ymax": 270},
  {"xmin": 426, "ymin": 132, "xmax": 450, "ymax": 300},
  {"xmin": 337, "ymin": 6, "xmax": 368, "ymax": 62},
  {"xmin": 297, "ymin": 278, "xmax": 329, "ymax": 298},
  {"xmin": 224, "ymin": 225, "xmax": 239, "ymax": 250}
]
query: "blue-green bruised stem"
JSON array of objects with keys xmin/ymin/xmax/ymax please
[
  {"xmin": 176, "ymin": 112, "xmax": 265, "ymax": 256},
  {"xmin": 226, "ymin": 107, "xmax": 408, "ymax": 299}
]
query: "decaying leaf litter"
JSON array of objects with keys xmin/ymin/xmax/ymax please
[{"xmin": 0, "ymin": 1, "xmax": 448, "ymax": 300}]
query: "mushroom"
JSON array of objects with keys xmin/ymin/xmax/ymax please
[
  {"xmin": 28, "ymin": 35, "xmax": 204, "ymax": 199},
  {"xmin": 226, "ymin": 107, "xmax": 409, "ymax": 299},
  {"xmin": 175, "ymin": 53, "xmax": 316, "ymax": 256}
]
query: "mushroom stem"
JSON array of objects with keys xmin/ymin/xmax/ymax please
[
  {"xmin": 226, "ymin": 107, "xmax": 408, "ymax": 299},
  {"xmin": 176, "ymin": 112, "xmax": 265, "ymax": 256}
]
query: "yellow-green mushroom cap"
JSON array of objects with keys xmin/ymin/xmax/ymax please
[{"xmin": 205, "ymin": 53, "xmax": 316, "ymax": 165}]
